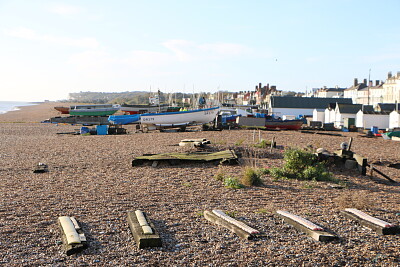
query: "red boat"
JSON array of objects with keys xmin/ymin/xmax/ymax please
[
  {"xmin": 54, "ymin": 106, "xmax": 70, "ymax": 114},
  {"xmin": 264, "ymin": 119, "xmax": 303, "ymax": 130}
]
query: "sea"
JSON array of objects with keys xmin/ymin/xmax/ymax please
[{"xmin": 0, "ymin": 101, "xmax": 37, "ymax": 114}]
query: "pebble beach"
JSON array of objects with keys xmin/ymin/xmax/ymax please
[{"xmin": 0, "ymin": 102, "xmax": 399, "ymax": 266}]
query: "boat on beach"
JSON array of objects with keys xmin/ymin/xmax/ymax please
[
  {"xmin": 140, "ymin": 106, "xmax": 219, "ymax": 130},
  {"xmin": 69, "ymin": 104, "xmax": 120, "ymax": 116},
  {"xmin": 264, "ymin": 119, "xmax": 303, "ymax": 130},
  {"xmin": 120, "ymin": 104, "xmax": 169, "ymax": 114},
  {"xmin": 54, "ymin": 106, "xmax": 70, "ymax": 114}
]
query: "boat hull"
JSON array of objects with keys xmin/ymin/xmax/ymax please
[
  {"xmin": 70, "ymin": 109, "xmax": 119, "ymax": 116},
  {"xmin": 140, "ymin": 107, "xmax": 219, "ymax": 127},
  {"xmin": 54, "ymin": 106, "xmax": 70, "ymax": 114},
  {"xmin": 265, "ymin": 120, "xmax": 303, "ymax": 130},
  {"xmin": 120, "ymin": 104, "xmax": 169, "ymax": 114}
]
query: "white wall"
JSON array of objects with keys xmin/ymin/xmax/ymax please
[
  {"xmin": 334, "ymin": 112, "xmax": 357, "ymax": 128},
  {"xmin": 324, "ymin": 109, "xmax": 335, "ymax": 123},
  {"xmin": 270, "ymin": 108, "xmax": 313, "ymax": 117},
  {"xmin": 389, "ymin": 111, "xmax": 400, "ymax": 129},
  {"xmin": 313, "ymin": 109, "xmax": 324, "ymax": 122},
  {"xmin": 356, "ymin": 111, "xmax": 390, "ymax": 129}
]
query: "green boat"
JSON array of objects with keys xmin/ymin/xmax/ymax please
[{"xmin": 69, "ymin": 104, "xmax": 120, "ymax": 116}]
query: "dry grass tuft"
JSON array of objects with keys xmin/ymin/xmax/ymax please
[{"xmin": 335, "ymin": 191, "xmax": 373, "ymax": 210}]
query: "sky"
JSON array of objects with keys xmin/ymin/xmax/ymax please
[{"xmin": 1, "ymin": 0, "xmax": 400, "ymax": 102}]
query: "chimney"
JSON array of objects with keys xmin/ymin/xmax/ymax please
[
  {"xmin": 259, "ymin": 83, "xmax": 262, "ymax": 90},
  {"xmin": 354, "ymin": 78, "xmax": 358, "ymax": 86},
  {"xmin": 375, "ymin": 80, "xmax": 379, "ymax": 86},
  {"xmin": 369, "ymin": 80, "xmax": 373, "ymax": 87},
  {"xmin": 363, "ymin": 78, "xmax": 367, "ymax": 85},
  {"xmin": 388, "ymin": 71, "xmax": 392, "ymax": 78}
]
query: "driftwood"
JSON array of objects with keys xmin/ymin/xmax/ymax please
[
  {"xmin": 33, "ymin": 163, "xmax": 48, "ymax": 173},
  {"xmin": 368, "ymin": 164, "xmax": 396, "ymax": 183},
  {"xmin": 203, "ymin": 210, "xmax": 263, "ymax": 240},
  {"xmin": 58, "ymin": 216, "xmax": 87, "ymax": 255},
  {"xmin": 341, "ymin": 209, "xmax": 400, "ymax": 235},
  {"xmin": 276, "ymin": 210, "xmax": 338, "ymax": 242},
  {"xmin": 127, "ymin": 211, "xmax": 162, "ymax": 249},
  {"xmin": 132, "ymin": 150, "xmax": 239, "ymax": 167}
]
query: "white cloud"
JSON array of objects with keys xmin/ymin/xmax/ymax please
[
  {"xmin": 161, "ymin": 40, "xmax": 251, "ymax": 61},
  {"xmin": 199, "ymin": 42, "xmax": 250, "ymax": 56},
  {"xmin": 48, "ymin": 4, "xmax": 83, "ymax": 15},
  {"xmin": 4, "ymin": 27, "xmax": 99, "ymax": 49}
]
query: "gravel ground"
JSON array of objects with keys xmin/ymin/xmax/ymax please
[{"xmin": 0, "ymin": 103, "xmax": 399, "ymax": 266}]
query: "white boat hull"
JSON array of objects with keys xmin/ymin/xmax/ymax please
[{"xmin": 140, "ymin": 107, "xmax": 219, "ymax": 127}]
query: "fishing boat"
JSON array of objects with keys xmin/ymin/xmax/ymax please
[
  {"xmin": 108, "ymin": 114, "xmax": 141, "ymax": 125},
  {"xmin": 70, "ymin": 104, "xmax": 120, "ymax": 116},
  {"xmin": 120, "ymin": 103, "xmax": 170, "ymax": 114},
  {"xmin": 140, "ymin": 106, "xmax": 219, "ymax": 131},
  {"xmin": 54, "ymin": 106, "xmax": 70, "ymax": 114}
]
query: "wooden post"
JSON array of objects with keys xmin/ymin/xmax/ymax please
[
  {"xmin": 270, "ymin": 137, "xmax": 276, "ymax": 153},
  {"xmin": 353, "ymin": 153, "xmax": 367, "ymax": 175},
  {"xmin": 347, "ymin": 137, "xmax": 353, "ymax": 151}
]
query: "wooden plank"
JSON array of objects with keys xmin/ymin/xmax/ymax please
[
  {"xmin": 369, "ymin": 165, "xmax": 396, "ymax": 183},
  {"xmin": 275, "ymin": 211, "xmax": 338, "ymax": 242},
  {"xmin": 341, "ymin": 209, "xmax": 400, "ymax": 235},
  {"xmin": 58, "ymin": 216, "xmax": 87, "ymax": 255},
  {"xmin": 127, "ymin": 211, "xmax": 162, "ymax": 249},
  {"xmin": 353, "ymin": 153, "xmax": 367, "ymax": 175},
  {"xmin": 132, "ymin": 150, "xmax": 238, "ymax": 166},
  {"xmin": 203, "ymin": 210, "xmax": 255, "ymax": 240}
]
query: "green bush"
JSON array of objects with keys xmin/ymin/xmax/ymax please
[
  {"xmin": 253, "ymin": 139, "xmax": 271, "ymax": 149},
  {"xmin": 223, "ymin": 176, "xmax": 243, "ymax": 189},
  {"xmin": 269, "ymin": 148, "xmax": 336, "ymax": 182}
]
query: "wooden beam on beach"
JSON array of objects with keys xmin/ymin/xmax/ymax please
[
  {"xmin": 58, "ymin": 216, "xmax": 87, "ymax": 255},
  {"xmin": 368, "ymin": 164, "xmax": 396, "ymax": 183},
  {"xmin": 341, "ymin": 209, "xmax": 400, "ymax": 235},
  {"xmin": 353, "ymin": 153, "xmax": 367, "ymax": 175},
  {"xmin": 127, "ymin": 211, "xmax": 162, "ymax": 249},
  {"xmin": 203, "ymin": 210, "xmax": 262, "ymax": 240},
  {"xmin": 275, "ymin": 210, "xmax": 338, "ymax": 242}
]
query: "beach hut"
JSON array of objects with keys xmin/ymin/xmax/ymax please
[
  {"xmin": 312, "ymin": 108, "xmax": 325, "ymax": 122},
  {"xmin": 333, "ymin": 104, "xmax": 371, "ymax": 128},
  {"xmin": 356, "ymin": 110, "xmax": 390, "ymax": 129},
  {"xmin": 389, "ymin": 110, "xmax": 400, "ymax": 130}
]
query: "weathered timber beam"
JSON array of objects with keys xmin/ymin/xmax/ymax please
[
  {"xmin": 127, "ymin": 211, "xmax": 162, "ymax": 249},
  {"xmin": 58, "ymin": 216, "xmax": 87, "ymax": 255},
  {"xmin": 368, "ymin": 164, "xmax": 396, "ymax": 183},
  {"xmin": 341, "ymin": 209, "xmax": 400, "ymax": 235},
  {"xmin": 275, "ymin": 211, "xmax": 338, "ymax": 242},
  {"xmin": 353, "ymin": 153, "xmax": 367, "ymax": 175},
  {"xmin": 203, "ymin": 210, "xmax": 253, "ymax": 240}
]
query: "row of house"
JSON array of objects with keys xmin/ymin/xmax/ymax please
[
  {"xmin": 311, "ymin": 71, "xmax": 400, "ymax": 106},
  {"xmin": 264, "ymin": 95, "xmax": 400, "ymax": 130}
]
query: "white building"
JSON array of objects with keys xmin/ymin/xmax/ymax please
[
  {"xmin": 333, "ymin": 104, "xmax": 366, "ymax": 128},
  {"xmin": 383, "ymin": 71, "xmax": 400, "ymax": 103},
  {"xmin": 389, "ymin": 110, "xmax": 400, "ymax": 130},
  {"xmin": 356, "ymin": 110, "xmax": 390, "ymax": 129},
  {"xmin": 312, "ymin": 109, "xmax": 325, "ymax": 122}
]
